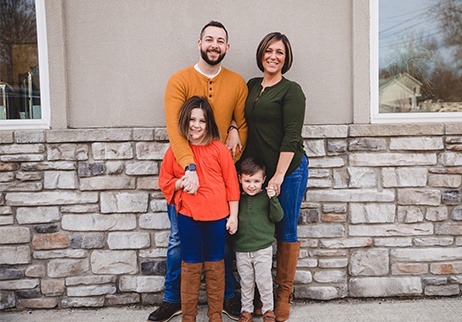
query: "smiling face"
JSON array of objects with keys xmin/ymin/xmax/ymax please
[
  {"xmin": 262, "ymin": 40, "xmax": 286, "ymax": 76},
  {"xmin": 188, "ymin": 108, "xmax": 207, "ymax": 144},
  {"xmin": 198, "ymin": 26, "xmax": 229, "ymax": 66},
  {"xmin": 239, "ymin": 170, "xmax": 266, "ymax": 196}
]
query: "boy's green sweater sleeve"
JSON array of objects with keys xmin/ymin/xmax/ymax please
[{"xmin": 269, "ymin": 196, "xmax": 284, "ymax": 223}]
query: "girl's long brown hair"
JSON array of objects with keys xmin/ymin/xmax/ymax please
[{"xmin": 178, "ymin": 96, "xmax": 220, "ymax": 145}]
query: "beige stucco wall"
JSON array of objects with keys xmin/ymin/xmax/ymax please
[{"xmin": 45, "ymin": 0, "xmax": 370, "ymax": 129}]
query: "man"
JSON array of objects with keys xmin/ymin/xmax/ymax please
[{"xmin": 147, "ymin": 21, "xmax": 248, "ymax": 322}]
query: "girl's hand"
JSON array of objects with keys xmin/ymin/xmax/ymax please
[
  {"xmin": 182, "ymin": 173, "xmax": 200, "ymax": 194},
  {"xmin": 175, "ymin": 177, "xmax": 185, "ymax": 191},
  {"xmin": 267, "ymin": 174, "xmax": 284, "ymax": 196},
  {"xmin": 226, "ymin": 215, "xmax": 238, "ymax": 235}
]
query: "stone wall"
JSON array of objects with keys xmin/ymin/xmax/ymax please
[{"xmin": 1, "ymin": 123, "xmax": 462, "ymax": 310}]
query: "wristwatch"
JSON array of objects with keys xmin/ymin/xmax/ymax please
[{"xmin": 185, "ymin": 164, "xmax": 197, "ymax": 171}]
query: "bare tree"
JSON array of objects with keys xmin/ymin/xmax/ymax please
[
  {"xmin": 0, "ymin": 0, "xmax": 36, "ymax": 83},
  {"xmin": 430, "ymin": 0, "xmax": 462, "ymax": 70}
]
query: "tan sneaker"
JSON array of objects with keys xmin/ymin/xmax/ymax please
[
  {"xmin": 238, "ymin": 311, "xmax": 253, "ymax": 322},
  {"xmin": 263, "ymin": 310, "xmax": 276, "ymax": 322}
]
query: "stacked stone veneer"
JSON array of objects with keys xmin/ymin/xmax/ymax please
[{"xmin": 1, "ymin": 123, "xmax": 462, "ymax": 310}]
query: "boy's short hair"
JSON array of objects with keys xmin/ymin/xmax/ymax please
[{"xmin": 239, "ymin": 156, "xmax": 266, "ymax": 176}]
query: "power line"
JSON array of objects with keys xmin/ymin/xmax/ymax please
[
  {"xmin": 380, "ymin": 12, "xmax": 433, "ymax": 36},
  {"xmin": 380, "ymin": 6, "xmax": 430, "ymax": 23}
]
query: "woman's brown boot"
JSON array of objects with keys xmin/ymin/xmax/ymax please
[
  {"xmin": 274, "ymin": 241, "xmax": 300, "ymax": 322},
  {"xmin": 181, "ymin": 261, "xmax": 203, "ymax": 322},
  {"xmin": 204, "ymin": 260, "xmax": 225, "ymax": 322}
]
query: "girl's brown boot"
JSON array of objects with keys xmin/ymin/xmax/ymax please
[
  {"xmin": 204, "ymin": 260, "xmax": 225, "ymax": 322},
  {"xmin": 181, "ymin": 261, "xmax": 203, "ymax": 322}
]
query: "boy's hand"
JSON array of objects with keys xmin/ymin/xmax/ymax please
[
  {"xmin": 226, "ymin": 215, "xmax": 238, "ymax": 235},
  {"xmin": 266, "ymin": 186, "xmax": 276, "ymax": 198}
]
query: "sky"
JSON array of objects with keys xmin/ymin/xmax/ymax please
[{"xmin": 379, "ymin": 0, "xmax": 441, "ymax": 68}]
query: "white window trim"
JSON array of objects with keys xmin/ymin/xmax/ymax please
[
  {"xmin": 0, "ymin": 0, "xmax": 50, "ymax": 130},
  {"xmin": 370, "ymin": 0, "xmax": 462, "ymax": 124}
]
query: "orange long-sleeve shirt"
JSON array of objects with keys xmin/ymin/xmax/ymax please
[
  {"xmin": 164, "ymin": 65, "xmax": 248, "ymax": 167},
  {"xmin": 159, "ymin": 141, "xmax": 240, "ymax": 221}
]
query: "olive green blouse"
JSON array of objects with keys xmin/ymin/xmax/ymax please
[{"xmin": 242, "ymin": 77, "xmax": 306, "ymax": 179}]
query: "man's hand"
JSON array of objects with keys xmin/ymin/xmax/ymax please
[
  {"xmin": 183, "ymin": 170, "xmax": 200, "ymax": 194},
  {"xmin": 225, "ymin": 128, "xmax": 242, "ymax": 159}
]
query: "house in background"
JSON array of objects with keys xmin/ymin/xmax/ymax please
[{"xmin": 379, "ymin": 73, "xmax": 422, "ymax": 113}]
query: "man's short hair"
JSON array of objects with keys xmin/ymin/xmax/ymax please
[{"xmin": 200, "ymin": 20, "xmax": 228, "ymax": 42}]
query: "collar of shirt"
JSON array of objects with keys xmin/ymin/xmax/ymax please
[{"xmin": 194, "ymin": 63, "xmax": 221, "ymax": 79}]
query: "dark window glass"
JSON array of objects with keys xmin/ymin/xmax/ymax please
[{"xmin": 0, "ymin": 0, "xmax": 41, "ymax": 120}]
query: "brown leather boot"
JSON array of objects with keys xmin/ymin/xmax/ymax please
[
  {"xmin": 204, "ymin": 260, "xmax": 225, "ymax": 322},
  {"xmin": 274, "ymin": 241, "xmax": 300, "ymax": 322},
  {"xmin": 181, "ymin": 261, "xmax": 203, "ymax": 322},
  {"xmin": 238, "ymin": 311, "xmax": 253, "ymax": 322}
]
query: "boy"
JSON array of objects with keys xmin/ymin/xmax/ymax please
[{"xmin": 234, "ymin": 157, "xmax": 284, "ymax": 322}]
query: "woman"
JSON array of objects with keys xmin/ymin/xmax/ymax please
[{"xmin": 241, "ymin": 32, "xmax": 308, "ymax": 322}]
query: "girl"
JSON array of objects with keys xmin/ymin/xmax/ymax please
[{"xmin": 159, "ymin": 96, "xmax": 240, "ymax": 322}]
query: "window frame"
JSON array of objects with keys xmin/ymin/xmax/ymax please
[
  {"xmin": 0, "ymin": 0, "xmax": 50, "ymax": 130},
  {"xmin": 370, "ymin": 0, "xmax": 462, "ymax": 124}
]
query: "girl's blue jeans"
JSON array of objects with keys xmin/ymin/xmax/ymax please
[
  {"xmin": 177, "ymin": 214, "xmax": 227, "ymax": 263},
  {"xmin": 162, "ymin": 205, "xmax": 236, "ymax": 303}
]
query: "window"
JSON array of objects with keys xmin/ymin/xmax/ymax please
[
  {"xmin": 371, "ymin": 0, "xmax": 462, "ymax": 123},
  {"xmin": 0, "ymin": 0, "xmax": 50, "ymax": 129}
]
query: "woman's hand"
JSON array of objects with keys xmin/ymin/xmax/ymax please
[
  {"xmin": 268, "ymin": 152, "xmax": 294, "ymax": 196},
  {"xmin": 266, "ymin": 186, "xmax": 276, "ymax": 198},
  {"xmin": 267, "ymin": 173, "xmax": 284, "ymax": 196},
  {"xmin": 225, "ymin": 128, "xmax": 242, "ymax": 159}
]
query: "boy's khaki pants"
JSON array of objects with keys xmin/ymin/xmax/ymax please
[{"xmin": 236, "ymin": 245, "xmax": 274, "ymax": 314}]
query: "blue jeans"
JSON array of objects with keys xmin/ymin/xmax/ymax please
[
  {"xmin": 178, "ymin": 214, "xmax": 226, "ymax": 263},
  {"xmin": 276, "ymin": 155, "xmax": 309, "ymax": 242},
  {"xmin": 163, "ymin": 204, "xmax": 181, "ymax": 303},
  {"xmin": 163, "ymin": 204, "xmax": 237, "ymax": 303}
]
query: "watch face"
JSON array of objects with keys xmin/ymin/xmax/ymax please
[{"xmin": 186, "ymin": 164, "xmax": 196, "ymax": 171}]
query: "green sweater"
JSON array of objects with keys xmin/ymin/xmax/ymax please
[
  {"xmin": 233, "ymin": 191, "xmax": 284, "ymax": 253},
  {"xmin": 242, "ymin": 77, "xmax": 306, "ymax": 179}
]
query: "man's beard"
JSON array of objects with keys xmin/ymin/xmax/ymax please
[{"xmin": 200, "ymin": 47, "xmax": 226, "ymax": 66}]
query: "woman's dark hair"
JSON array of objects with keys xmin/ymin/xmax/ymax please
[
  {"xmin": 200, "ymin": 20, "xmax": 228, "ymax": 42},
  {"xmin": 239, "ymin": 156, "xmax": 266, "ymax": 176},
  {"xmin": 178, "ymin": 96, "xmax": 220, "ymax": 145},
  {"xmin": 256, "ymin": 32, "xmax": 293, "ymax": 74}
]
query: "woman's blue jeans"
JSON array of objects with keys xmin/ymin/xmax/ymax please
[
  {"xmin": 276, "ymin": 155, "xmax": 309, "ymax": 242},
  {"xmin": 162, "ymin": 204, "xmax": 237, "ymax": 303}
]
